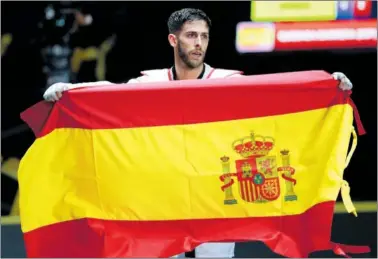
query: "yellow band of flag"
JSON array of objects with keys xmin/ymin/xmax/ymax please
[{"xmin": 19, "ymin": 104, "xmax": 353, "ymax": 233}]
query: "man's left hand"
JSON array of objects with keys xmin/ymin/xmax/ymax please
[{"xmin": 332, "ymin": 72, "xmax": 353, "ymax": 91}]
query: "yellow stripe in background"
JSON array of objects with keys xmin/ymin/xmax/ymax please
[
  {"xmin": 2, "ymin": 201, "xmax": 376, "ymax": 226},
  {"xmin": 250, "ymin": 1, "xmax": 337, "ymax": 22}
]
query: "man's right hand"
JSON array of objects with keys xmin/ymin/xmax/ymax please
[
  {"xmin": 43, "ymin": 81, "xmax": 113, "ymax": 102},
  {"xmin": 43, "ymin": 82, "xmax": 72, "ymax": 102}
]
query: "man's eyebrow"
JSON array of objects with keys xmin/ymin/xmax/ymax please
[{"xmin": 185, "ymin": 31, "xmax": 209, "ymax": 34}]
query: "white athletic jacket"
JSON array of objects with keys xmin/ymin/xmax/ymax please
[
  {"xmin": 42, "ymin": 63, "xmax": 243, "ymax": 102},
  {"xmin": 127, "ymin": 63, "xmax": 243, "ymax": 83}
]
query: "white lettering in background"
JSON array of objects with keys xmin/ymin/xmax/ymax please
[
  {"xmin": 339, "ymin": 1, "xmax": 349, "ymax": 11},
  {"xmin": 357, "ymin": 1, "xmax": 366, "ymax": 11},
  {"xmin": 277, "ymin": 28, "xmax": 377, "ymax": 43}
]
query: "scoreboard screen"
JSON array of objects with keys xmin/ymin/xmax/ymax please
[
  {"xmin": 236, "ymin": 0, "xmax": 377, "ymax": 53},
  {"xmin": 251, "ymin": 1, "xmax": 337, "ymax": 22}
]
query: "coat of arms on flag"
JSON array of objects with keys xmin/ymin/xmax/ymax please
[{"xmin": 220, "ymin": 131, "xmax": 297, "ymax": 204}]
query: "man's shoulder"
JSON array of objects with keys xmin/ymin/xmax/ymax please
[
  {"xmin": 127, "ymin": 68, "xmax": 170, "ymax": 83},
  {"xmin": 140, "ymin": 68, "xmax": 170, "ymax": 77},
  {"xmin": 140, "ymin": 64, "xmax": 243, "ymax": 79},
  {"xmin": 209, "ymin": 68, "xmax": 243, "ymax": 78},
  {"xmin": 206, "ymin": 64, "xmax": 243, "ymax": 79},
  {"xmin": 127, "ymin": 64, "xmax": 244, "ymax": 84}
]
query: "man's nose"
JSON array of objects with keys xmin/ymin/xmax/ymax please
[{"xmin": 195, "ymin": 36, "xmax": 202, "ymax": 47}]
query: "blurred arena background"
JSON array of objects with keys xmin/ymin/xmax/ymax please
[{"xmin": 1, "ymin": 1, "xmax": 377, "ymax": 257}]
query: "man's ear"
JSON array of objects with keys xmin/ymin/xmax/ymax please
[{"xmin": 168, "ymin": 33, "xmax": 177, "ymax": 47}]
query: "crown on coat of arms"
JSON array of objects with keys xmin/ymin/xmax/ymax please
[
  {"xmin": 220, "ymin": 156, "xmax": 230, "ymax": 163},
  {"xmin": 232, "ymin": 131, "xmax": 275, "ymax": 158}
]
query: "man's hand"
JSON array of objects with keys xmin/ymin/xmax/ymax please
[
  {"xmin": 43, "ymin": 82, "xmax": 72, "ymax": 102},
  {"xmin": 332, "ymin": 72, "xmax": 353, "ymax": 91},
  {"xmin": 43, "ymin": 81, "xmax": 113, "ymax": 102}
]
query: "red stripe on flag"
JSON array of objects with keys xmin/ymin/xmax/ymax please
[
  {"xmin": 245, "ymin": 181, "xmax": 251, "ymax": 202},
  {"xmin": 20, "ymin": 71, "xmax": 348, "ymax": 138},
  {"xmin": 22, "ymin": 201, "xmax": 370, "ymax": 258},
  {"xmin": 243, "ymin": 181, "xmax": 248, "ymax": 202},
  {"xmin": 248, "ymin": 180, "xmax": 254, "ymax": 202}
]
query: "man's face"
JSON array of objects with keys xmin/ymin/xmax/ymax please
[{"xmin": 173, "ymin": 20, "xmax": 210, "ymax": 69}]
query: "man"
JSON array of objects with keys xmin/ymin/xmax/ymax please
[
  {"xmin": 43, "ymin": 8, "xmax": 245, "ymax": 102},
  {"xmin": 42, "ymin": 8, "xmax": 353, "ymax": 258}
]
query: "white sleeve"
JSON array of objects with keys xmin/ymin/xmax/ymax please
[
  {"xmin": 227, "ymin": 73, "xmax": 245, "ymax": 78},
  {"xmin": 127, "ymin": 78, "xmax": 140, "ymax": 84},
  {"xmin": 43, "ymin": 80, "xmax": 115, "ymax": 102},
  {"xmin": 67, "ymin": 80, "xmax": 114, "ymax": 89},
  {"xmin": 126, "ymin": 75, "xmax": 149, "ymax": 84}
]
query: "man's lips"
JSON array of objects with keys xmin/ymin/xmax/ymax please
[{"xmin": 191, "ymin": 51, "xmax": 203, "ymax": 58}]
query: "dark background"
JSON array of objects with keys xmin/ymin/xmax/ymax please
[{"xmin": 1, "ymin": 1, "xmax": 377, "ymax": 257}]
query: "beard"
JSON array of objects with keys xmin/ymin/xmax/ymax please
[{"xmin": 177, "ymin": 40, "xmax": 204, "ymax": 69}]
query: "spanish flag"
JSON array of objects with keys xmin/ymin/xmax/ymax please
[{"xmin": 19, "ymin": 71, "xmax": 369, "ymax": 258}]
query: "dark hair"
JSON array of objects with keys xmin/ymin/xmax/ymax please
[{"xmin": 167, "ymin": 8, "xmax": 212, "ymax": 34}]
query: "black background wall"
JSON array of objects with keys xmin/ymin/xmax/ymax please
[{"xmin": 1, "ymin": 1, "xmax": 377, "ymax": 257}]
